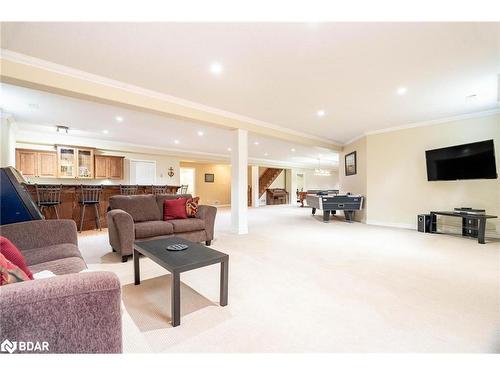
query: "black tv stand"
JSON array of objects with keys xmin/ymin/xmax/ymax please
[{"xmin": 429, "ymin": 210, "xmax": 497, "ymax": 244}]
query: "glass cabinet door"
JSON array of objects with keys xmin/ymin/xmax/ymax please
[
  {"xmin": 58, "ymin": 146, "xmax": 76, "ymax": 178},
  {"xmin": 77, "ymin": 148, "xmax": 94, "ymax": 178}
]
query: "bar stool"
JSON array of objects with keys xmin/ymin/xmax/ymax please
[
  {"xmin": 179, "ymin": 184, "xmax": 189, "ymax": 194},
  {"xmin": 151, "ymin": 185, "xmax": 168, "ymax": 195},
  {"xmin": 78, "ymin": 185, "xmax": 103, "ymax": 232},
  {"xmin": 120, "ymin": 184, "xmax": 139, "ymax": 195},
  {"xmin": 35, "ymin": 184, "xmax": 62, "ymax": 219}
]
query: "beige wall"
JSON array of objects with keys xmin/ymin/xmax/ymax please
[
  {"xmin": 261, "ymin": 167, "xmax": 341, "ymax": 191},
  {"xmin": 365, "ymin": 113, "xmax": 500, "ymax": 236},
  {"xmin": 180, "ymin": 162, "xmax": 231, "ymax": 206},
  {"xmin": 339, "ymin": 136, "xmax": 367, "ymax": 222},
  {"xmin": 303, "ymin": 169, "xmax": 340, "ymax": 191},
  {"xmin": 99, "ymin": 149, "xmax": 180, "ymax": 185}
]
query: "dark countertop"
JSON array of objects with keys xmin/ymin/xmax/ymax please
[{"xmin": 25, "ymin": 184, "xmax": 180, "ymax": 188}]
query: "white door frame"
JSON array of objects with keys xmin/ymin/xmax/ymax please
[
  {"xmin": 180, "ymin": 167, "xmax": 196, "ymax": 195},
  {"xmin": 296, "ymin": 172, "xmax": 305, "ymax": 191}
]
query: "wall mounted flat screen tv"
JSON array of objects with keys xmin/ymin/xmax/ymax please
[{"xmin": 425, "ymin": 140, "xmax": 497, "ymax": 181}]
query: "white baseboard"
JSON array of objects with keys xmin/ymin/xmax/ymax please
[
  {"xmin": 366, "ymin": 220, "xmax": 415, "ymax": 230},
  {"xmin": 366, "ymin": 220, "xmax": 500, "ymax": 238}
]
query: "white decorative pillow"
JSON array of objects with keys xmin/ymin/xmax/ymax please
[{"xmin": 32, "ymin": 270, "xmax": 56, "ymax": 279}]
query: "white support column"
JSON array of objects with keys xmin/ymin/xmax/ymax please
[
  {"xmin": 231, "ymin": 129, "xmax": 248, "ymax": 234},
  {"xmin": 289, "ymin": 169, "xmax": 298, "ymax": 205},
  {"xmin": 0, "ymin": 115, "xmax": 17, "ymax": 168},
  {"xmin": 251, "ymin": 165, "xmax": 260, "ymax": 208},
  {"xmin": 284, "ymin": 169, "xmax": 293, "ymax": 205}
]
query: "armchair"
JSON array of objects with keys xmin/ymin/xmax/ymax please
[{"xmin": 0, "ymin": 219, "xmax": 122, "ymax": 353}]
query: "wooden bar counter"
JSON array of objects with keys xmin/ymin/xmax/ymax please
[{"xmin": 25, "ymin": 184, "xmax": 180, "ymax": 231}]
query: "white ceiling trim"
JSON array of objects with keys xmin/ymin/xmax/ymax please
[
  {"xmin": 1, "ymin": 49, "xmax": 342, "ymax": 147},
  {"xmin": 343, "ymin": 108, "xmax": 500, "ymax": 146},
  {"xmin": 15, "ymin": 128, "xmax": 334, "ymax": 170},
  {"xmin": 6, "ymin": 48, "xmax": 497, "ymax": 150},
  {"xmin": 0, "ymin": 111, "xmax": 14, "ymax": 121}
]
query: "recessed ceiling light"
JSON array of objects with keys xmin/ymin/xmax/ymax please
[
  {"xmin": 317, "ymin": 110, "xmax": 325, "ymax": 117},
  {"xmin": 397, "ymin": 87, "xmax": 407, "ymax": 95},
  {"xmin": 227, "ymin": 147, "xmax": 232, "ymax": 152},
  {"xmin": 210, "ymin": 62, "xmax": 223, "ymax": 75},
  {"xmin": 174, "ymin": 139, "xmax": 180, "ymax": 144},
  {"xmin": 254, "ymin": 141, "xmax": 260, "ymax": 145},
  {"xmin": 115, "ymin": 116, "xmax": 124, "ymax": 122},
  {"xmin": 197, "ymin": 131, "xmax": 204, "ymax": 136},
  {"xmin": 291, "ymin": 148, "xmax": 296, "ymax": 152},
  {"xmin": 102, "ymin": 130, "xmax": 109, "ymax": 134}
]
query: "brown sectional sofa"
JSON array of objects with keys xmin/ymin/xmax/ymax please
[
  {"xmin": 0, "ymin": 219, "xmax": 122, "ymax": 353},
  {"xmin": 107, "ymin": 194, "xmax": 217, "ymax": 262}
]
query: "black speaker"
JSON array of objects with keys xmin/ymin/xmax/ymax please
[{"xmin": 417, "ymin": 214, "xmax": 434, "ymax": 233}]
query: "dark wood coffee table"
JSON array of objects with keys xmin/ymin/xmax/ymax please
[{"xmin": 133, "ymin": 237, "xmax": 228, "ymax": 327}]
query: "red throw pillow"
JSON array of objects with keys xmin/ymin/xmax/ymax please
[
  {"xmin": 0, "ymin": 253, "xmax": 31, "ymax": 286},
  {"xmin": 163, "ymin": 198, "xmax": 188, "ymax": 220},
  {"xmin": 0, "ymin": 236, "xmax": 33, "ymax": 280},
  {"xmin": 186, "ymin": 197, "xmax": 200, "ymax": 218}
]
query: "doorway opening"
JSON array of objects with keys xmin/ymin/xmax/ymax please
[
  {"xmin": 180, "ymin": 167, "xmax": 195, "ymax": 195},
  {"xmin": 296, "ymin": 173, "xmax": 305, "ymax": 192}
]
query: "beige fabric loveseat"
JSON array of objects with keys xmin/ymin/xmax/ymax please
[{"xmin": 106, "ymin": 194, "xmax": 217, "ymax": 262}]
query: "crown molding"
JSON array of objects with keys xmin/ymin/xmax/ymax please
[
  {"xmin": 342, "ymin": 133, "xmax": 367, "ymax": 147},
  {"xmin": 1, "ymin": 49, "xmax": 342, "ymax": 149},
  {"xmin": 343, "ymin": 108, "xmax": 500, "ymax": 146},
  {"xmin": 0, "ymin": 110, "xmax": 14, "ymax": 121},
  {"xmin": 365, "ymin": 109, "xmax": 500, "ymax": 136},
  {"xmin": 7, "ymin": 49, "xmax": 496, "ymax": 153},
  {"xmin": 15, "ymin": 128, "xmax": 335, "ymax": 171}
]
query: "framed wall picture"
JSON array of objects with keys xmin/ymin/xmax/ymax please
[
  {"xmin": 204, "ymin": 173, "xmax": 215, "ymax": 183},
  {"xmin": 345, "ymin": 151, "xmax": 357, "ymax": 176}
]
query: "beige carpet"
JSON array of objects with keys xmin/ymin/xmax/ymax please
[{"xmin": 78, "ymin": 205, "xmax": 500, "ymax": 352}]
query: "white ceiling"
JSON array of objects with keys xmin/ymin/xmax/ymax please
[
  {"xmin": 1, "ymin": 83, "xmax": 339, "ymax": 169},
  {"xmin": 1, "ymin": 22, "xmax": 499, "ymax": 143}
]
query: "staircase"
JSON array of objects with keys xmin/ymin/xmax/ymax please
[{"xmin": 259, "ymin": 168, "xmax": 284, "ymax": 197}]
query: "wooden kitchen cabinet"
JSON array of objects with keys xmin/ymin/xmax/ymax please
[
  {"xmin": 108, "ymin": 156, "xmax": 124, "ymax": 179},
  {"xmin": 16, "ymin": 149, "xmax": 57, "ymax": 178},
  {"xmin": 77, "ymin": 148, "xmax": 94, "ymax": 178},
  {"xmin": 57, "ymin": 146, "xmax": 76, "ymax": 178},
  {"xmin": 56, "ymin": 145, "xmax": 94, "ymax": 179},
  {"xmin": 94, "ymin": 155, "xmax": 108, "ymax": 179},
  {"xmin": 16, "ymin": 149, "xmax": 38, "ymax": 177},
  {"xmin": 37, "ymin": 152, "xmax": 58, "ymax": 177},
  {"xmin": 94, "ymin": 155, "xmax": 124, "ymax": 180},
  {"xmin": 16, "ymin": 147, "xmax": 123, "ymax": 180}
]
